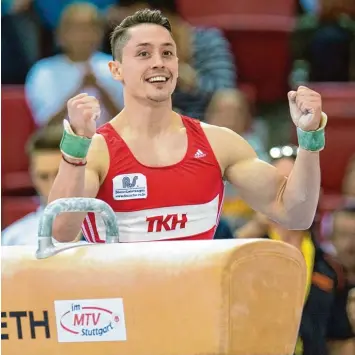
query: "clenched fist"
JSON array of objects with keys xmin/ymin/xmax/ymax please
[
  {"xmin": 67, "ymin": 93, "xmax": 101, "ymax": 138},
  {"xmin": 288, "ymin": 86, "xmax": 322, "ymax": 131}
]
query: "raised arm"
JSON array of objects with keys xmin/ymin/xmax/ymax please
[
  {"xmin": 222, "ymin": 86, "xmax": 325, "ymax": 229},
  {"xmin": 48, "ymin": 93, "xmax": 108, "ymax": 242}
]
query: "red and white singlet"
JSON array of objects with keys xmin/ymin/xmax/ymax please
[{"xmin": 82, "ymin": 116, "xmax": 225, "ymax": 243}]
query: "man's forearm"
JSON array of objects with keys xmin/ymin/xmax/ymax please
[
  {"xmin": 48, "ymin": 160, "xmax": 87, "ymax": 242},
  {"xmin": 281, "ymin": 148, "xmax": 321, "ymax": 229}
]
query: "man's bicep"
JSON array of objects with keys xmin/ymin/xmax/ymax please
[
  {"xmin": 83, "ymin": 134, "xmax": 108, "ymax": 198},
  {"xmin": 224, "ymin": 133, "xmax": 286, "ymax": 217},
  {"xmin": 83, "ymin": 167, "xmax": 100, "ymax": 198}
]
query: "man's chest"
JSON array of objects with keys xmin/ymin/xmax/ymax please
[{"xmin": 122, "ymin": 133, "xmax": 188, "ymax": 167}]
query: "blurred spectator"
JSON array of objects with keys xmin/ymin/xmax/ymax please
[
  {"xmin": 320, "ymin": 0, "xmax": 355, "ymax": 20},
  {"xmin": 25, "ymin": 2, "xmax": 124, "ymax": 128},
  {"xmin": 2, "ymin": 125, "xmax": 69, "ymax": 245},
  {"xmin": 206, "ymin": 90, "xmax": 269, "ymax": 162},
  {"xmin": 108, "ymin": 0, "xmax": 237, "ymax": 120},
  {"xmin": 330, "ymin": 204, "xmax": 355, "ymax": 286},
  {"xmin": 206, "ymin": 90, "xmax": 269, "ymax": 230},
  {"xmin": 320, "ymin": 155, "xmax": 355, "ymax": 253},
  {"xmin": 2, "ymin": 0, "xmax": 40, "ymax": 84},
  {"xmin": 33, "ymin": 0, "xmax": 115, "ymax": 29},
  {"xmin": 348, "ymin": 288, "xmax": 355, "ymax": 334},
  {"xmin": 213, "ymin": 218, "xmax": 234, "ymax": 240},
  {"xmin": 292, "ymin": 0, "xmax": 355, "ymax": 83},
  {"xmin": 328, "ymin": 204, "xmax": 355, "ymax": 349},
  {"xmin": 236, "ymin": 154, "xmax": 355, "ymax": 355},
  {"xmin": 342, "ymin": 155, "xmax": 355, "ymax": 199},
  {"xmin": 299, "ymin": 0, "xmax": 319, "ymax": 14}
]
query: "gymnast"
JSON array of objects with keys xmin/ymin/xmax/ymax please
[{"xmin": 49, "ymin": 9, "xmax": 327, "ymax": 243}]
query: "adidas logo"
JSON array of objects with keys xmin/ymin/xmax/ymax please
[{"xmin": 194, "ymin": 149, "xmax": 206, "ymax": 158}]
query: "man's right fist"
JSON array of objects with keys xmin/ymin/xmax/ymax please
[{"xmin": 67, "ymin": 93, "xmax": 100, "ymax": 138}]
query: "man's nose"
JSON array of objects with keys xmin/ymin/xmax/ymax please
[{"xmin": 151, "ymin": 53, "xmax": 165, "ymax": 68}]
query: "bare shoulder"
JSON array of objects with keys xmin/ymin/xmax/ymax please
[
  {"xmin": 87, "ymin": 133, "xmax": 110, "ymax": 184},
  {"xmin": 200, "ymin": 122, "xmax": 257, "ymax": 169}
]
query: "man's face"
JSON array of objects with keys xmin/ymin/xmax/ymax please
[
  {"xmin": 30, "ymin": 151, "xmax": 62, "ymax": 203},
  {"xmin": 112, "ymin": 24, "xmax": 178, "ymax": 104},
  {"xmin": 332, "ymin": 212, "xmax": 355, "ymax": 271}
]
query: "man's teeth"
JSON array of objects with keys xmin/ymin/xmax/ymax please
[{"xmin": 148, "ymin": 76, "xmax": 167, "ymax": 83}]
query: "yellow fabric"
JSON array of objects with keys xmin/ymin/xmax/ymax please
[
  {"xmin": 222, "ymin": 198, "xmax": 254, "ymax": 219},
  {"xmin": 268, "ymin": 228, "xmax": 315, "ymax": 355}
]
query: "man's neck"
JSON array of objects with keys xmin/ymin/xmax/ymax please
[{"xmin": 117, "ymin": 96, "xmax": 178, "ymax": 137}]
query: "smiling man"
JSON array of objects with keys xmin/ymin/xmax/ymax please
[{"xmin": 49, "ymin": 9, "xmax": 327, "ymax": 244}]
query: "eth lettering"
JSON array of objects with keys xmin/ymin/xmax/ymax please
[{"xmin": 1, "ymin": 311, "xmax": 50, "ymax": 340}]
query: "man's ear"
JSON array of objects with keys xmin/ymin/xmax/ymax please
[{"xmin": 108, "ymin": 60, "xmax": 123, "ymax": 81}]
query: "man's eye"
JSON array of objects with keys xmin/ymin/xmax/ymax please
[
  {"xmin": 138, "ymin": 51, "xmax": 149, "ymax": 57},
  {"xmin": 163, "ymin": 51, "xmax": 173, "ymax": 56}
]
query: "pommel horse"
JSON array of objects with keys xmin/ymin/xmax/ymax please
[{"xmin": 1, "ymin": 198, "xmax": 306, "ymax": 355}]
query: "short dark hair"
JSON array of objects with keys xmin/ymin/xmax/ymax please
[
  {"xmin": 26, "ymin": 125, "xmax": 63, "ymax": 156},
  {"xmin": 110, "ymin": 8, "xmax": 172, "ymax": 61}
]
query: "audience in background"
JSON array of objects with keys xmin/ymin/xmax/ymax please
[
  {"xmin": 1, "ymin": 0, "xmax": 40, "ymax": 84},
  {"xmin": 293, "ymin": 0, "xmax": 355, "ymax": 82},
  {"xmin": 34, "ymin": 0, "xmax": 115, "ymax": 29},
  {"xmin": 25, "ymin": 2, "xmax": 124, "ymax": 128},
  {"xmin": 342, "ymin": 155, "xmax": 355, "ymax": 200},
  {"xmin": 213, "ymin": 218, "xmax": 234, "ymax": 240},
  {"xmin": 328, "ymin": 204, "xmax": 355, "ymax": 351},
  {"xmin": 320, "ymin": 154, "xmax": 355, "ymax": 254},
  {"xmin": 206, "ymin": 90, "xmax": 269, "ymax": 162},
  {"xmin": 348, "ymin": 288, "xmax": 355, "ymax": 334},
  {"xmin": 330, "ymin": 205, "xmax": 355, "ymax": 288},
  {"xmin": 1, "ymin": 125, "xmax": 82, "ymax": 246}
]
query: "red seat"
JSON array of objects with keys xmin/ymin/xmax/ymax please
[
  {"xmin": 178, "ymin": 0, "xmax": 297, "ymax": 18},
  {"xmin": 1, "ymin": 85, "xmax": 37, "ymax": 194},
  {"xmin": 291, "ymin": 83, "xmax": 355, "ymax": 194},
  {"xmin": 1, "ymin": 196, "xmax": 40, "ymax": 230}
]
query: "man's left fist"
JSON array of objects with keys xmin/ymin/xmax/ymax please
[{"xmin": 288, "ymin": 86, "xmax": 322, "ymax": 131}]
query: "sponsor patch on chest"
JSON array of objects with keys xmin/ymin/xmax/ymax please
[{"xmin": 112, "ymin": 173, "xmax": 147, "ymax": 200}]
